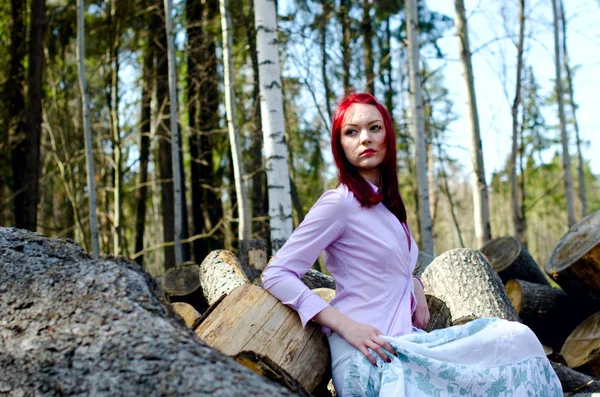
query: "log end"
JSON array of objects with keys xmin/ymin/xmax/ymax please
[
  {"xmin": 162, "ymin": 262, "xmax": 201, "ymax": 296},
  {"xmin": 561, "ymin": 312, "xmax": 600, "ymax": 369},
  {"xmin": 480, "ymin": 236, "xmax": 522, "ymax": 273},
  {"xmin": 171, "ymin": 302, "xmax": 201, "ymax": 327},
  {"xmin": 505, "ymin": 279, "xmax": 523, "ymax": 314}
]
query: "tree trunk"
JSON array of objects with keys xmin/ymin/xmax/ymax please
[
  {"xmin": 199, "ymin": 249, "xmax": 250, "ymax": 306},
  {"xmin": 510, "ymin": 0, "xmax": 525, "ymax": 242},
  {"xmin": 339, "ymin": 0, "xmax": 351, "ymax": 95},
  {"xmin": 421, "ymin": 248, "xmax": 519, "ymax": 325},
  {"xmin": 0, "ymin": 228, "xmax": 297, "ymax": 396},
  {"xmin": 163, "ymin": 0, "xmax": 184, "ymax": 266},
  {"xmin": 320, "ymin": 0, "xmax": 333, "ymax": 119},
  {"xmin": 195, "ymin": 284, "xmax": 331, "ymax": 394},
  {"xmin": 545, "ymin": 210, "xmax": 600, "ymax": 305},
  {"xmin": 560, "ymin": 0, "xmax": 587, "ymax": 218},
  {"xmin": 134, "ymin": 32, "xmax": 153, "ymax": 266},
  {"xmin": 2, "ymin": 0, "xmax": 26, "ymax": 226},
  {"xmin": 561, "ymin": 312, "xmax": 600, "ymax": 378},
  {"xmin": 550, "ymin": 362, "xmax": 600, "ymax": 393},
  {"xmin": 480, "ymin": 236, "xmax": 549, "ymax": 285},
  {"xmin": 253, "ymin": 0, "xmax": 294, "ymax": 254},
  {"xmin": 362, "ymin": 0, "xmax": 374, "ymax": 94},
  {"xmin": 13, "ymin": 0, "xmax": 46, "ymax": 231},
  {"xmin": 551, "ymin": 0, "xmax": 576, "ymax": 227},
  {"xmin": 76, "ymin": 0, "xmax": 99, "ymax": 257},
  {"xmin": 453, "ymin": 0, "xmax": 492, "ymax": 247},
  {"xmin": 220, "ymin": 0, "xmax": 251, "ymax": 242},
  {"xmin": 405, "ymin": 0, "xmax": 434, "ymax": 256},
  {"xmin": 505, "ymin": 279, "xmax": 586, "ymax": 351},
  {"xmin": 162, "ymin": 262, "xmax": 208, "ymax": 313}
]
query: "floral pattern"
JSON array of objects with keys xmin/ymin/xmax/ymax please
[{"xmin": 341, "ymin": 318, "xmax": 562, "ymax": 397}]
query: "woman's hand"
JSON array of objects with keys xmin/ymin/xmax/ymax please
[
  {"xmin": 412, "ymin": 277, "xmax": 430, "ymax": 329},
  {"xmin": 312, "ymin": 307, "xmax": 395, "ymax": 366}
]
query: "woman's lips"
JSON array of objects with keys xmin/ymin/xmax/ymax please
[{"xmin": 360, "ymin": 149, "xmax": 376, "ymax": 156}]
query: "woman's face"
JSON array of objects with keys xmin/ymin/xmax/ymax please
[{"xmin": 340, "ymin": 103, "xmax": 387, "ymax": 181}]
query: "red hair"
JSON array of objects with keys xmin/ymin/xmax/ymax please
[{"xmin": 331, "ymin": 93, "xmax": 408, "ymax": 228}]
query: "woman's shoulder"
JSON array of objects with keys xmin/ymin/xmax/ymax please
[{"xmin": 315, "ymin": 184, "xmax": 356, "ymax": 208}]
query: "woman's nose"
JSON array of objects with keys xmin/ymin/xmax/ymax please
[{"xmin": 360, "ymin": 129, "xmax": 372, "ymax": 145}]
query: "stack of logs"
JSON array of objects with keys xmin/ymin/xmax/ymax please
[{"xmin": 165, "ymin": 211, "xmax": 600, "ymax": 396}]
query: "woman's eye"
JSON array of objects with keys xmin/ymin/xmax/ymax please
[
  {"xmin": 344, "ymin": 129, "xmax": 357, "ymax": 135},
  {"xmin": 371, "ymin": 125, "xmax": 381, "ymax": 131}
]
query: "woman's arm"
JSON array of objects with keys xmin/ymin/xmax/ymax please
[{"xmin": 412, "ymin": 276, "xmax": 430, "ymax": 329}]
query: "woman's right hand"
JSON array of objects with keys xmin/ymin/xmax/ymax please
[{"xmin": 337, "ymin": 318, "xmax": 396, "ymax": 365}]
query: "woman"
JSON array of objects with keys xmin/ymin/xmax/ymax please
[{"xmin": 262, "ymin": 93, "xmax": 561, "ymax": 396}]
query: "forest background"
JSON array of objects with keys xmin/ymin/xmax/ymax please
[{"xmin": 1, "ymin": 0, "xmax": 598, "ymax": 277}]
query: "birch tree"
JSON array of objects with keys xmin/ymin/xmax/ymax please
[
  {"xmin": 405, "ymin": 0, "xmax": 434, "ymax": 256},
  {"xmin": 76, "ymin": 0, "xmax": 99, "ymax": 257},
  {"xmin": 254, "ymin": 0, "xmax": 294, "ymax": 253},
  {"xmin": 560, "ymin": 0, "xmax": 586, "ymax": 217},
  {"xmin": 163, "ymin": 0, "xmax": 184, "ymax": 265},
  {"xmin": 453, "ymin": 0, "xmax": 492, "ymax": 247},
  {"xmin": 220, "ymin": 0, "xmax": 251, "ymax": 242},
  {"xmin": 510, "ymin": 0, "xmax": 525, "ymax": 241},
  {"xmin": 551, "ymin": 0, "xmax": 576, "ymax": 227}
]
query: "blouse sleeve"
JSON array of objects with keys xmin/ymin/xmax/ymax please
[{"xmin": 262, "ymin": 189, "xmax": 347, "ymax": 327}]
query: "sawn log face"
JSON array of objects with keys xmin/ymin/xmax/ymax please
[{"xmin": 0, "ymin": 227, "xmax": 296, "ymax": 396}]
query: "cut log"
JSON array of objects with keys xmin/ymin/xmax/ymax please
[
  {"xmin": 505, "ymin": 279, "xmax": 585, "ymax": 351},
  {"xmin": 480, "ymin": 236, "xmax": 550, "ymax": 285},
  {"xmin": 0, "ymin": 227, "xmax": 297, "ymax": 396},
  {"xmin": 300, "ymin": 269, "xmax": 336, "ymax": 290},
  {"xmin": 195, "ymin": 284, "xmax": 330, "ymax": 394},
  {"xmin": 238, "ymin": 239, "xmax": 267, "ymax": 281},
  {"xmin": 171, "ymin": 302, "xmax": 201, "ymax": 328},
  {"xmin": 313, "ymin": 287, "xmax": 335, "ymax": 303},
  {"xmin": 561, "ymin": 312, "xmax": 600, "ymax": 378},
  {"xmin": 413, "ymin": 251, "xmax": 434, "ymax": 277},
  {"xmin": 551, "ymin": 362, "xmax": 600, "ymax": 393},
  {"xmin": 199, "ymin": 249, "xmax": 249, "ymax": 305},
  {"xmin": 425, "ymin": 294, "xmax": 451, "ymax": 332},
  {"xmin": 233, "ymin": 351, "xmax": 311, "ymax": 397},
  {"xmin": 162, "ymin": 262, "xmax": 208, "ymax": 313},
  {"xmin": 546, "ymin": 210, "xmax": 600, "ymax": 305},
  {"xmin": 421, "ymin": 248, "xmax": 519, "ymax": 324}
]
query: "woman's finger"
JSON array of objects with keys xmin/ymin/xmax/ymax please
[
  {"xmin": 366, "ymin": 341, "xmax": 391, "ymax": 363},
  {"xmin": 360, "ymin": 347, "xmax": 377, "ymax": 366},
  {"xmin": 373, "ymin": 336, "xmax": 396, "ymax": 357}
]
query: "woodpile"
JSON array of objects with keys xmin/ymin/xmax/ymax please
[{"xmin": 3, "ymin": 210, "xmax": 599, "ymax": 395}]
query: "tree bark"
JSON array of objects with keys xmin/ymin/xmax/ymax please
[
  {"xmin": 560, "ymin": 0, "xmax": 587, "ymax": 218},
  {"xmin": 339, "ymin": 0, "xmax": 351, "ymax": 95},
  {"xmin": 0, "ymin": 227, "xmax": 297, "ymax": 396},
  {"xmin": 406, "ymin": 0, "xmax": 434, "ymax": 256},
  {"xmin": 220, "ymin": 0, "xmax": 251, "ymax": 242},
  {"xmin": 76, "ymin": 0, "xmax": 99, "ymax": 257},
  {"xmin": 13, "ymin": 0, "xmax": 46, "ymax": 232},
  {"xmin": 421, "ymin": 248, "xmax": 519, "ymax": 325},
  {"xmin": 199, "ymin": 250, "xmax": 250, "ymax": 306},
  {"xmin": 254, "ymin": 0, "xmax": 294, "ymax": 255},
  {"xmin": 550, "ymin": 362, "xmax": 600, "ymax": 393},
  {"xmin": 510, "ymin": 0, "xmax": 525, "ymax": 242},
  {"xmin": 453, "ymin": 0, "xmax": 492, "ymax": 247},
  {"xmin": 320, "ymin": 0, "xmax": 333, "ymax": 119},
  {"xmin": 551, "ymin": 0, "xmax": 576, "ymax": 227},
  {"xmin": 362, "ymin": 0, "xmax": 374, "ymax": 95}
]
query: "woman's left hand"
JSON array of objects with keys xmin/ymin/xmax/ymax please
[{"xmin": 412, "ymin": 277, "xmax": 430, "ymax": 329}]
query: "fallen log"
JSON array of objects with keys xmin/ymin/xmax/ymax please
[
  {"xmin": 413, "ymin": 251, "xmax": 434, "ymax": 277},
  {"xmin": 162, "ymin": 262, "xmax": 208, "ymax": 313},
  {"xmin": 421, "ymin": 248, "xmax": 519, "ymax": 324},
  {"xmin": 195, "ymin": 284, "xmax": 330, "ymax": 394},
  {"xmin": 199, "ymin": 249, "xmax": 249, "ymax": 305},
  {"xmin": 313, "ymin": 287, "xmax": 335, "ymax": 303},
  {"xmin": 238, "ymin": 239, "xmax": 267, "ymax": 281},
  {"xmin": 551, "ymin": 362, "xmax": 600, "ymax": 394},
  {"xmin": 545, "ymin": 210, "xmax": 600, "ymax": 305},
  {"xmin": 171, "ymin": 302, "xmax": 201, "ymax": 328},
  {"xmin": 480, "ymin": 236, "xmax": 550, "ymax": 286},
  {"xmin": 300, "ymin": 269, "xmax": 336, "ymax": 290},
  {"xmin": 505, "ymin": 279, "xmax": 582, "ymax": 351},
  {"xmin": 0, "ymin": 227, "xmax": 297, "ymax": 396},
  {"xmin": 425, "ymin": 294, "xmax": 452, "ymax": 332},
  {"xmin": 561, "ymin": 312, "xmax": 600, "ymax": 378}
]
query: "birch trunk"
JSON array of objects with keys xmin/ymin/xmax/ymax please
[
  {"xmin": 510, "ymin": 0, "xmax": 525, "ymax": 242},
  {"xmin": 453, "ymin": 0, "xmax": 492, "ymax": 247},
  {"xmin": 220, "ymin": 0, "xmax": 251, "ymax": 242},
  {"xmin": 339, "ymin": 0, "xmax": 351, "ymax": 95},
  {"xmin": 254, "ymin": 0, "xmax": 294, "ymax": 254},
  {"xmin": 560, "ymin": 0, "xmax": 586, "ymax": 217},
  {"xmin": 76, "ymin": 0, "xmax": 99, "ymax": 257},
  {"xmin": 405, "ymin": 0, "xmax": 434, "ymax": 256},
  {"xmin": 551, "ymin": 0, "xmax": 576, "ymax": 227},
  {"xmin": 163, "ymin": 0, "xmax": 183, "ymax": 265}
]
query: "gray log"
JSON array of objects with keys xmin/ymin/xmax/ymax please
[
  {"xmin": 199, "ymin": 249, "xmax": 249, "ymax": 306},
  {"xmin": 421, "ymin": 248, "xmax": 519, "ymax": 324},
  {"xmin": 0, "ymin": 227, "xmax": 296, "ymax": 396},
  {"xmin": 551, "ymin": 362, "xmax": 600, "ymax": 393},
  {"xmin": 301, "ymin": 269, "xmax": 336, "ymax": 290}
]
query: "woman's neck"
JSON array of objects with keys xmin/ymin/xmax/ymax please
[{"xmin": 359, "ymin": 170, "xmax": 380, "ymax": 187}]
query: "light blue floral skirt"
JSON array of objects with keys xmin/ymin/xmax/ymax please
[{"xmin": 329, "ymin": 318, "xmax": 562, "ymax": 397}]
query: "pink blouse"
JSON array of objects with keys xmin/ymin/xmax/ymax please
[{"xmin": 262, "ymin": 182, "xmax": 419, "ymax": 337}]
